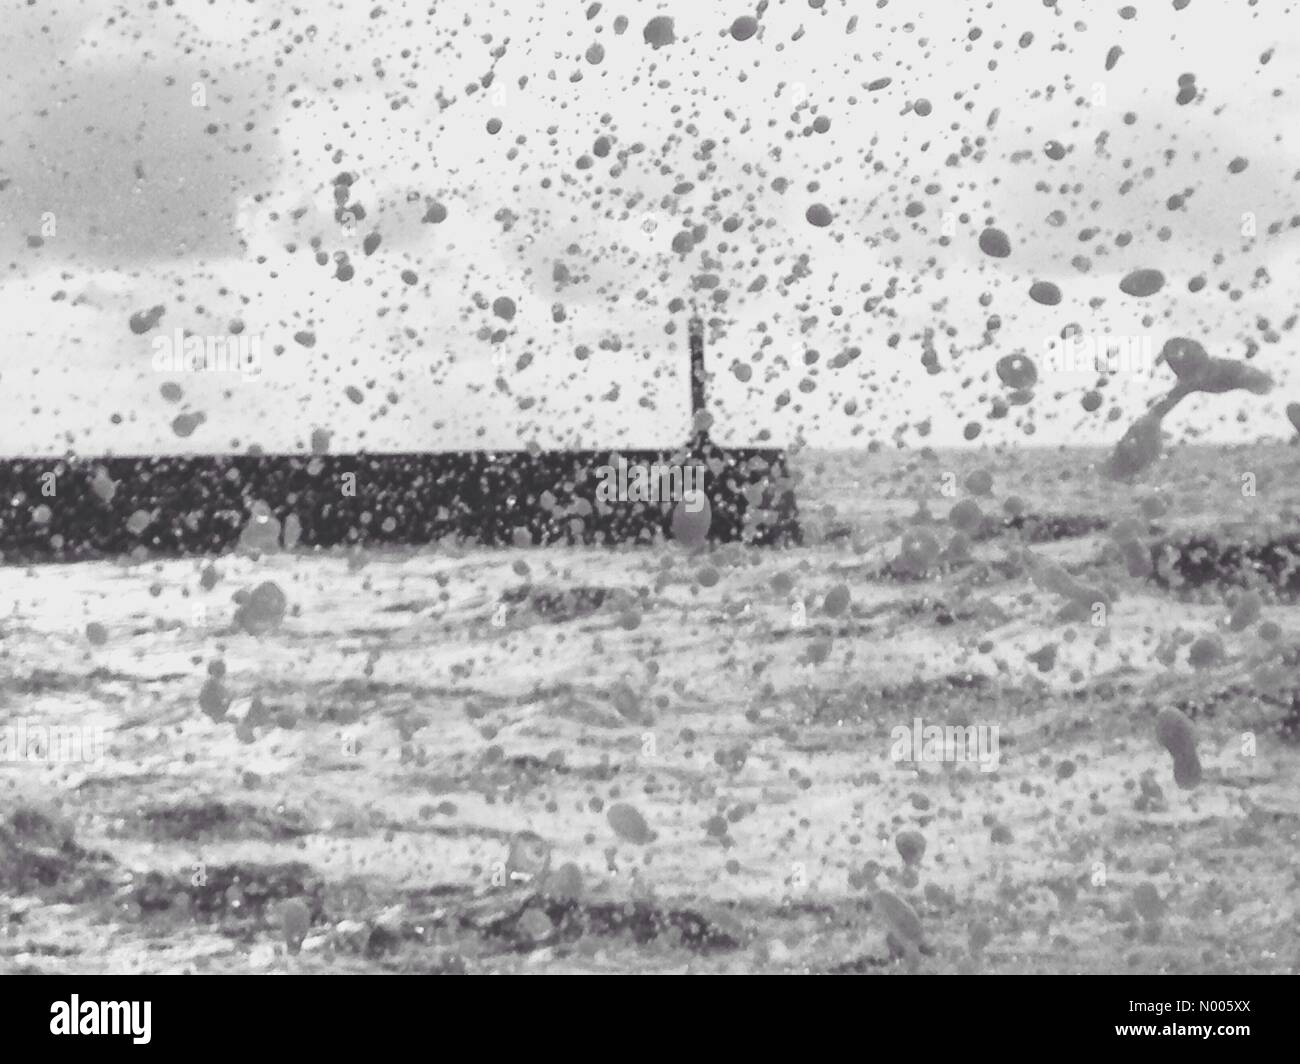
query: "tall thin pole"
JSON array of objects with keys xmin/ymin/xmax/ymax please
[{"xmin": 689, "ymin": 315, "xmax": 708, "ymax": 444}]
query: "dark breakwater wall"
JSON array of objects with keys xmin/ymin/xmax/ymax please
[{"xmin": 0, "ymin": 444, "xmax": 800, "ymax": 562}]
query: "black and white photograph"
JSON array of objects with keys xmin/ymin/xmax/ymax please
[{"xmin": 0, "ymin": 0, "xmax": 1296, "ymax": 1015}]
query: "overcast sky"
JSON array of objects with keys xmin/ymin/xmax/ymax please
[{"xmin": 1, "ymin": 0, "xmax": 1296, "ymax": 455}]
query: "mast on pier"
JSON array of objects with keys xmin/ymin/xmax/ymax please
[{"xmin": 688, "ymin": 315, "xmax": 710, "ymax": 447}]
